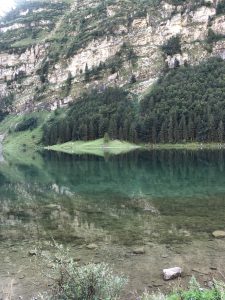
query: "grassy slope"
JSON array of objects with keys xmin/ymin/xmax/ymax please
[
  {"xmin": 0, "ymin": 112, "xmax": 49, "ymax": 159},
  {"xmin": 45, "ymin": 138, "xmax": 140, "ymax": 156}
]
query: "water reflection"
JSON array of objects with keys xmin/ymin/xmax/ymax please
[{"xmin": 0, "ymin": 150, "xmax": 225, "ymax": 246}]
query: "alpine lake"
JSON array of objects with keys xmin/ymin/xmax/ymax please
[{"xmin": 1, "ymin": 148, "xmax": 225, "ymax": 299}]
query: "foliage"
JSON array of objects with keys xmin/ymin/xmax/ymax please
[
  {"xmin": 138, "ymin": 277, "xmax": 225, "ymax": 300},
  {"xmin": 161, "ymin": 36, "xmax": 181, "ymax": 56},
  {"xmin": 104, "ymin": 132, "xmax": 110, "ymax": 144},
  {"xmin": 15, "ymin": 117, "xmax": 38, "ymax": 132},
  {"xmin": 216, "ymin": 0, "xmax": 225, "ymax": 15},
  {"xmin": 0, "ymin": 1, "xmax": 70, "ymax": 52},
  {"xmin": 42, "ymin": 57, "xmax": 225, "ymax": 145},
  {"xmin": 140, "ymin": 57, "xmax": 225, "ymax": 143},
  {"xmin": 207, "ymin": 29, "xmax": 225, "ymax": 44},
  {"xmin": 36, "ymin": 60, "xmax": 50, "ymax": 83},
  {"xmin": 42, "ymin": 87, "xmax": 139, "ymax": 145},
  {"xmin": 0, "ymin": 94, "xmax": 14, "ymax": 119},
  {"xmin": 40, "ymin": 244, "xmax": 127, "ymax": 300}
]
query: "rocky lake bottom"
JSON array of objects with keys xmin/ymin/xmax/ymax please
[{"xmin": 1, "ymin": 149, "xmax": 225, "ymax": 298}]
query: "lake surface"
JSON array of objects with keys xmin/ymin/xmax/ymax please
[{"xmin": 1, "ymin": 149, "xmax": 225, "ymax": 298}]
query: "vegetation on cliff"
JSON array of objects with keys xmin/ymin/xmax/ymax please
[{"xmin": 41, "ymin": 57, "xmax": 225, "ymax": 145}]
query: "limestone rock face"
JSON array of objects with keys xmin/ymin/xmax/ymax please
[
  {"xmin": 212, "ymin": 15, "xmax": 225, "ymax": 35},
  {"xmin": 191, "ymin": 7, "xmax": 215, "ymax": 23},
  {"xmin": 0, "ymin": 0, "xmax": 225, "ymax": 112},
  {"xmin": 0, "ymin": 44, "xmax": 47, "ymax": 82}
]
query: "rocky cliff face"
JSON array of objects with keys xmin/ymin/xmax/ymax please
[{"xmin": 0, "ymin": 0, "xmax": 225, "ymax": 112}]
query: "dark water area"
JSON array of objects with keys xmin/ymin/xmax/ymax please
[{"xmin": 1, "ymin": 149, "xmax": 225, "ymax": 298}]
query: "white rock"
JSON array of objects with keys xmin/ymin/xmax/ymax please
[
  {"xmin": 212, "ymin": 230, "xmax": 225, "ymax": 238},
  {"xmin": 163, "ymin": 267, "xmax": 182, "ymax": 280}
]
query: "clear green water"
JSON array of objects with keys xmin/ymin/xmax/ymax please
[
  {"xmin": 1, "ymin": 149, "xmax": 225, "ymax": 245},
  {"xmin": 2, "ymin": 149, "xmax": 225, "ymax": 297}
]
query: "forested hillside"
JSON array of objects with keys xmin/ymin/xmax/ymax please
[
  {"xmin": 42, "ymin": 57, "xmax": 225, "ymax": 144},
  {"xmin": 1, "ymin": 0, "xmax": 225, "ymax": 145}
]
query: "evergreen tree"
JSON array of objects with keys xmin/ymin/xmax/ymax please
[
  {"xmin": 108, "ymin": 117, "xmax": 117, "ymax": 139},
  {"xmin": 168, "ymin": 116, "xmax": 173, "ymax": 143},
  {"xmin": 103, "ymin": 132, "xmax": 110, "ymax": 144},
  {"xmin": 89, "ymin": 120, "xmax": 95, "ymax": 140},
  {"xmin": 84, "ymin": 63, "xmax": 90, "ymax": 82},
  {"xmin": 187, "ymin": 116, "xmax": 195, "ymax": 142},
  {"xmin": 159, "ymin": 121, "xmax": 167, "ymax": 143},
  {"xmin": 208, "ymin": 114, "xmax": 216, "ymax": 142},
  {"xmin": 218, "ymin": 120, "xmax": 224, "ymax": 143},
  {"xmin": 179, "ymin": 115, "xmax": 187, "ymax": 142}
]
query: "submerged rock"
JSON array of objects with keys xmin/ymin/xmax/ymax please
[
  {"xmin": 86, "ymin": 243, "xmax": 98, "ymax": 250},
  {"xmin": 163, "ymin": 267, "xmax": 182, "ymax": 280},
  {"xmin": 28, "ymin": 249, "xmax": 37, "ymax": 256},
  {"xmin": 212, "ymin": 230, "xmax": 225, "ymax": 238},
  {"xmin": 133, "ymin": 247, "xmax": 145, "ymax": 254}
]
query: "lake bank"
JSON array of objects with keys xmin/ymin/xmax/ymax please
[
  {"xmin": 144, "ymin": 143, "xmax": 225, "ymax": 150},
  {"xmin": 1, "ymin": 237, "xmax": 225, "ymax": 299}
]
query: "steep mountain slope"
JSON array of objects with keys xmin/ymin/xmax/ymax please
[{"xmin": 1, "ymin": 0, "xmax": 225, "ymax": 114}]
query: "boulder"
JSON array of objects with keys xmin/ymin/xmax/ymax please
[
  {"xmin": 212, "ymin": 230, "xmax": 225, "ymax": 238},
  {"xmin": 163, "ymin": 267, "xmax": 182, "ymax": 280},
  {"xmin": 28, "ymin": 249, "xmax": 37, "ymax": 256},
  {"xmin": 86, "ymin": 243, "xmax": 98, "ymax": 250},
  {"xmin": 133, "ymin": 247, "xmax": 145, "ymax": 254}
]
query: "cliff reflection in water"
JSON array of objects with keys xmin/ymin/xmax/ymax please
[{"xmin": 1, "ymin": 150, "xmax": 225, "ymax": 245}]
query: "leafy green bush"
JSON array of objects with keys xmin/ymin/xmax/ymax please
[{"xmin": 40, "ymin": 245, "xmax": 127, "ymax": 300}]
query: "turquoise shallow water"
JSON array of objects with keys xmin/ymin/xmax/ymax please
[{"xmin": 1, "ymin": 149, "xmax": 225, "ymax": 245}]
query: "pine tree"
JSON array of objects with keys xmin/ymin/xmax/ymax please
[
  {"xmin": 103, "ymin": 132, "xmax": 110, "ymax": 144},
  {"xmin": 187, "ymin": 116, "xmax": 195, "ymax": 142},
  {"xmin": 79, "ymin": 124, "xmax": 88, "ymax": 140},
  {"xmin": 179, "ymin": 115, "xmax": 187, "ymax": 142},
  {"xmin": 218, "ymin": 120, "xmax": 224, "ymax": 143},
  {"xmin": 65, "ymin": 122, "xmax": 71, "ymax": 142},
  {"xmin": 168, "ymin": 116, "xmax": 173, "ymax": 143},
  {"xmin": 84, "ymin": 63, "xmax": 90, "ymax": 82},
  {"xmin": 89, "ymin": 120, "xmax": 95, "ymax": 140},
  {"xmin": 208, "ymin": 114, "xmax": 216, "ymax": 142},
  {"xmin": 173, "ymin": 117, "xmax": 179, "ymax": 143},
  {"xmin": 119, "ymin": 126, "xmax": 123, "ymax": 140},
  {"xmin": 152, "ymin": 117, "xmax": 158, "ymax": 144},
  {"xmin": 130, "ymin": 74, "xmax": 136, "ymax": 84},
  {"xmin": 159, "ymin": 121, "xmax": 167, "ymax": 143},
  {"xmin": 108, "ymin": 117, "xmax": 117, "ymax": 139},
  {"xmin": 72, "ymin": 123, "xmax": 77, "ymax": 140},
  {"xmin": 98, "ymin": 117, "xmax": 106, "ymax": 138},
  {"xmin": 123, "ymin": 119, "xmax": 130, "ymax": 141}
]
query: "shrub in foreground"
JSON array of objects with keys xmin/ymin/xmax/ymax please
[
  {"xmin": 40, "ymin": 244, "xmax": 127, "ymax": 300},
  {"xmin": 138, "ymin": 277, "xmax": 225, "ymax": 300}
]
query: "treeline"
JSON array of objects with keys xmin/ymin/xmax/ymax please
[
  {"xmin": 42, "ymin": 88, "xmax": 139, "ymax": 145},
  {"xmin": 43, "ymin": 57, "xmax": 225, "ymax": 145},
  {"xmin": 139, "ymin": 57, "xmax": 225, "ymax": 143}
]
